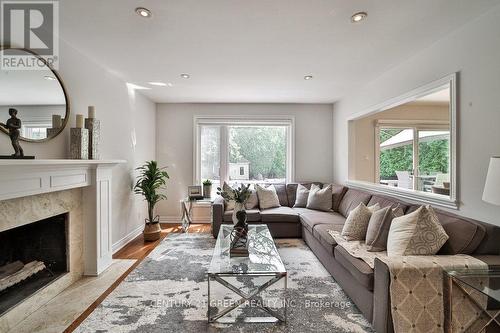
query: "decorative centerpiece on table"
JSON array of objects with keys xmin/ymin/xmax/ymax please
[
  {"xmin": 217, "ymin": 183, "xmax": 251, "ymax": 257},
  {"xmin": 134, "ymin": 161, "xmax": 169, "ymax": 242}
]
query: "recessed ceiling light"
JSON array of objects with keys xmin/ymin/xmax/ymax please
[
  {"xmin": 167, "ymin": 82, "xmax": 173, "ymax": 87},
  {"xmin": 148, "ymin": 81, "xmax": 167, "ymax": 87},
  {"xmin": 135, "ymin": 7, "xmax": 152, "ymax": 18},
  {"xmin": 351, "ymin": 12, "xmax": 367, "ymax": 23},
  {"xmin": 180, "ymin": 73, "xmax": 190, "ymax": 79},
  {"xmin": 44, "ymin": 76, "xmax": 56, "ymax": 81},
  {"xmin": 304, "ymin": 75, "xmax": 313, "ymax": 80}
]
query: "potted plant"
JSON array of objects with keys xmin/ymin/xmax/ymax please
[
  {"xmin": 134, "ymin": 161, "xmax": 169, "ymax": 241},
  {"xmin": 203, "ymin": 179, "xmax": 213, "ymax": 198},
  {"xmin": 217, "ymin": 184, "xmax": 251, "ymax": 225}
]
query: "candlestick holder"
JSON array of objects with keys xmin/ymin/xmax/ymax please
[
  {"xmin": 85, "ymin": 118, "xmax": 100, "ymax": 159},
  {"xmin": 70, "ymin": 128, "xmax": 89, "ymax": 159}
]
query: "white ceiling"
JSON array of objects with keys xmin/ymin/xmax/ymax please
[
  {"xmin": 415, "ymin": 87, "xmax": 450, "ymax": 104},
  {"xmin": 59, "ymin": 0, "xmax": 499, "ymax": 103}
]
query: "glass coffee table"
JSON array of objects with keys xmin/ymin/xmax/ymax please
[
  {"xmin": 444, "ymin": 269, "xmax": 500, "ymax": 332},
  {"xmin": 208, "ymin": 225, "xmax": 287, "ymax": 323}
]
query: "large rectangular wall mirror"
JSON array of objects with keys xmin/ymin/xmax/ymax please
[{"xmin": 348, "ymin": 74, "xmax": 457, "ymax": 208}]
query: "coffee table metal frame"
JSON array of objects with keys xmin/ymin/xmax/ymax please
[{"xmin": 207, "ymin": 225, "xmax": 287, "ymax": 324}]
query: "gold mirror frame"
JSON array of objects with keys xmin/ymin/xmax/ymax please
[{"xmin": 0, "ymin": 46, "xmax": 70, "ymax": 143}]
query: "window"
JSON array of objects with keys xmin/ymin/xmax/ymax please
[
  {"xmin": 377, "ymin": 125, "xmax": 450, "ymax": 192},
  {"xmin": 195, "ymin": 117, "xmax": 294, "ymax": 190},
  {"xmin": 348, "ymin": 74, "xmax": 457, "ymax": 208}
]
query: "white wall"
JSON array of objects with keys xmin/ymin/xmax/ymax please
[
  {"xmin": 0, "ymin": 39, "xmax": 156, "ymax": 249},
  {"xmin": 156, "ymin": 103, "xmax": 334, "ymax": 219},
  {"xmin": 333, "ymin": 5, "xmax": 500, "ymax": 225}
]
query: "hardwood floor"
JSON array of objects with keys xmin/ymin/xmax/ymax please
[
  {"xmin": 113, "ymin": 223, "xmax": 211, "ymax": 260},
  {"xmin": 65, "ymin": 223, "xmax": 211, "ymax": 332}
]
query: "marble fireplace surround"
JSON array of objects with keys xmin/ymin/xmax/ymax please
[{"xmin": 0, "ymin": 159, "xmax": 124, "ymax": 332}]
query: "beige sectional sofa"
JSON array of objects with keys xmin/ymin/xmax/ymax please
[{"xmin": 212, "ymin": 182, "xmax": 500, "ymax": 333}]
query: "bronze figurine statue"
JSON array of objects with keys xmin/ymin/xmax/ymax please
[{"xmin": 0, "ymin": 108, "xmax": 25, "ymax": 157}]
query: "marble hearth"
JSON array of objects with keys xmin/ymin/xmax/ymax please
[{"xmin": 0, "ymin": 160, "xmax": 124, "ymax": 332}]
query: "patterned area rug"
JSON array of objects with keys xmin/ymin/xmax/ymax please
[{"xmin": 76, "ymin": 233, "xmax": 374, "ymax": 333}]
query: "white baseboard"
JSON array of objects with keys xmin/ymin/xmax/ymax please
[{"xmin": 112, "ymin": 224, "xmax": 143, "ymax": 254}]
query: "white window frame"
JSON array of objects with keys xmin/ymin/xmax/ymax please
[
  {"xmin": 375, "ymin": 120, "xmax": 451, "ymax": 190},
  {"xmin": 193, "ymin": 115, "xmax": 295, "ymax": 185},
  {"xmin": 347, "ymin": 73, "xmax": 458, "ymax": 210}
]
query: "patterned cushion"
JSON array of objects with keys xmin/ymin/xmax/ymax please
[
  {"xmin": 293, "ymin": 184, "xmax": 310, "ymax": 208},
  {"xmin": 306, "ymin": 184, "xmax": 333, "ymax": 212},
  {"xmin": 256, "ymin": 184, "xmax": 281, "ymax": 210},
  {"xmin": 341, "ymin": 202, "xmax": 380, "ymax": 241},
  {"xmin": 387, "ymin": 205, "xmax": 449, "ymax": 256}
]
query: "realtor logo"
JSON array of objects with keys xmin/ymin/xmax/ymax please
[{"xmin": 1, "ymin": 0, "xmax": 59, "ymax": 69}]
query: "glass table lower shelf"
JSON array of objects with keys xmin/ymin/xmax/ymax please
[
  {"xmin": 207, "ymin": 225, "xmax": 287, "ymax": 323},
  {"xmin": 444, "ymin": 269, "xmax": 500, "ymax": 333}
]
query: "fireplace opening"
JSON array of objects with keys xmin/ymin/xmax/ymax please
[{"xmin": 0, "ymin": 213, "xmax": 68, "ymax": 315}]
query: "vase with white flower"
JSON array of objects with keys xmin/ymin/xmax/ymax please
[{"xmin": 217, "ymin": 183, "xmax": 251, "ymax": 225}]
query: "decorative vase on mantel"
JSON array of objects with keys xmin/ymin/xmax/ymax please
[{"xmin": 232, "ymin": 202, "xmax": 245, "ymax": 225}]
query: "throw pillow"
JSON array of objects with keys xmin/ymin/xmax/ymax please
[
  {"xmin": 331, "ymin": 184, "xmax": 348, "ymax": 212},
  {"xmin": 306, "ymin": 184, "xmax": 333, "ymax": 211},
  {"xmin": 222, "ymin": 182, "xmax": 235, "ymax": 211},
  {"xmin": 387, "ymin": 205, "xmax": 449, "ymax": 256},
  {"xmin": 256, "ymin": 184, "xmax": 281, "ymax": 210},
  {"xmin": 244, "ymin": 184, "xmax": 259, "ymax": 210},
  {"xmin": 341, "ymin": 202, "xmax": 381, "ymax": 241},
  {"xmin": 293, "ymin": 184, "xmax": 310, "ymax": 208},
  {"xmin": 365, "ymin": 207, "xmax": 396, "ymax": 252}
]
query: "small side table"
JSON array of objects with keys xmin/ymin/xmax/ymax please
[
  {"xmin": 180, "ymin": 198, "xmax": 214, "ymax": 233},
  {"xmin": 444, "ymin": 269, "xmax": 500, "ymax": 333}
]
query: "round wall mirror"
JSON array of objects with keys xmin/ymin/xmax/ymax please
[{"xmin": 0, "ymin": 47, "xmax": 70, "ymax": 142}]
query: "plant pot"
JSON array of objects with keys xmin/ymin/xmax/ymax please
[
  {"xmin": 143, "ymin": 221, "xmax": 161, "ymax": 242},
  {"xmin": 203, "ymin": 184, "xmax": 212, "ymax": 198}
]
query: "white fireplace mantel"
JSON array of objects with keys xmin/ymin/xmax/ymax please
[{"xmin": 0, "ymin": 159, "xmax": 126, "ymax": 276}]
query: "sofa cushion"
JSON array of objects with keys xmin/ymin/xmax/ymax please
[
  {"xmin": 334, "ymin": 245, "xmax": 374, "ymax": 291},
  {"xmin": 366, "ymin": 206, "xmax": 397, "ymax": 252},
  {"xmin": 331, "ymin": 184, "xmax": 348, "ymax": 212},
  {"xmin": 387, "ymin": 206, "xmax": 448, "ymax": 256},
  {"xmin": 293, "ymin": 184, "xmax": 310, "ymax": 208},
  {"xmin": 341, "ymin": 203, "xmax": 380, "ymax": 241},
  {"xmin": 256, "ymin": 184, "xmax": 281, "ymax": 209},
  {"xmin": 474, "ymin": 221, "xmax": 500, "ymax": 255},
  {"xmin": 222, "ymin": 182, "xmax": 236, "ymax": 211},
  {"xmin": 286, "ymin": 182, "xmax": 322, "ymax": 208},
  {"xmin": 224, "ymin": 209, "xmax": 261, "ymax": 222},
  {"xmin": 260, "ymin": 206, "xmax": 299, "ymax": 223},
  {"xmin": 338, "ymin": 189, "xmax": 372, "ymax": 218},
  {"xmin": 244, "ymin": 185, "xmax": 259, "ymax": 209},
  {"xmin": 306, "ymin": 184, "xmax": 333, "ymax": 212},
  {"xmin": 435, "ymin": 210, "xmax": 487, "ymax": 255},
  {"xmin": 368, "ymin": 195, "xmax": 407, "ymax": 212},
  {"xmin": 403, "ymin": 206, "xmax": 489, "ymax": 255},
  {"xmin": 273, "ymin": 184, "xmax": 289, "ymax": 207},
  {"xmin": 299, "ymin": 211, "xmax": 346, "ymax": 234},
  {"xmin": 314, "ymin": 224, "xmax": 343, "ymax": 255}
]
